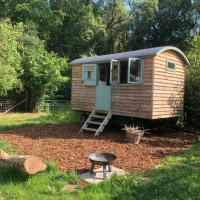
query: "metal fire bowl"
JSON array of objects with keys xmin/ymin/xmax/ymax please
[{"xmin": 89, "ymin": 153, "xmax": 117, "ymax": 165}]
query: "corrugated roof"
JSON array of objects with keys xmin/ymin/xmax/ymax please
[{"xmin": 70, "ymin": 46, "xmax": 190, "ymax": 65}]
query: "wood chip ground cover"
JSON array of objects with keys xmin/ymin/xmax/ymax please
[{"xmin": 0, "ymin": 124, "xmax": 195, "ymax": 172}]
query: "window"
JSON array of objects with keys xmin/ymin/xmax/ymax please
[
  {"xmin": 128, "ymin": 58, "xmax": 143, "ymax": 83},
  {"xmin": 82, "ymin": 64, "xmax": 97, "ymax": 86},
  {"xmin": 98, "ymin": 63, "xmax": 110, "ymax": 86},
  {"xmin": 110, "ymin": 60, "xmax": 120, "ymax": 83},
  {"xmin": 99, "ymin": 65, "xmax": 107, "ymax": 82},
  {"xmin": 167, "ymin": 60, "xmax": 176, "ymax": 71}
]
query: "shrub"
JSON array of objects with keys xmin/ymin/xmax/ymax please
[{"xmin": 185, "ymin": 35, "xmax": 200, "ymax": 128}]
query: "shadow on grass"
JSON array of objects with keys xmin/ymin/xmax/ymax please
[{"xmin": 0, "ymin": 168, "xmax": 30, "ymax": 184}]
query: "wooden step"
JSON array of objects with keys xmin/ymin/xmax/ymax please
[
  {"xmin": 87, "ymin": 121, "xmax": 102, "ymax": 125},
  {"xmin": 91, "ymin": 115, "xmax": 105, "ymax": 119},
  {"xmin": 79, "ymin": 109, "xmax": 112, "ymax": 136},
  {"xmin": 82, "ymin": 127, "xmax": 97, "ymax": 132}
]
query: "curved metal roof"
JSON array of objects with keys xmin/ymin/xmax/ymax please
[{"xmin": 70, "ymin": 46, "xmax": 190, "ymax": 65}]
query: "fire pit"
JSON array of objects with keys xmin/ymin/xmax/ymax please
[{"xmin": 89, "ymin": 153, "xmax": 117, "ymax": 179}]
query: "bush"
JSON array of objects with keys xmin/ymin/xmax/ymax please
[{"xmin": 185, "ymin": 35, "xmax": 200, "ymax": 128}]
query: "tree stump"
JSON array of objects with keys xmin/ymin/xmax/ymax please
[{"xmin": 0, "ymin": 149, "xmax": 47, "ymax": 175}]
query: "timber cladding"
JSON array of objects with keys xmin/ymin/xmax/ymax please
[
  {"xmin": 71, "ymin": 65, "xmax": 96, "ymax": 112},
  {"xmin": 111, "ymin": 57, "xmax": 153, "ymax": 119},
  {"xmin": 152, "ymin": 50, "xmax": 185, "ymax": 119}
]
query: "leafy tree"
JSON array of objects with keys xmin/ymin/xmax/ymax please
[
  {"xmin": 49, "ymin": 0, "xmax": 105, "ymax": 59},
  {"xmin": 127, "ymin": 0, "xmax": 158, "ymax": 50},
  {"xmin": 93, "ymin": 0, "xmax": 130, "ymax": 54},
  {"xmin": 17, "ymin": 24, "xmax": 68, "ymax": 111},
  {"xmin": 1, "ymin": 0, "xmax": 63, "ymax": 43},
  {"xmin": 0, "ymin": 0, "xmax": 7, "ymax": 19},
  {"xmin": 185, "ymin": 35, "xmax": 200, "ymax": 127},
  {"xmin": 128, "ymin": 0, "xmax": 197, "ymax": 51},
  {"xmin": 0, "ymin": 20, "xmax": 23, "ymax": 96}
]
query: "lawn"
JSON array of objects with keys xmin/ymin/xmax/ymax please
[
  {"xmin": 0, "ymin": 105, "xmax": 81, "ymax": 131},
  {"xmin": 0, "ymin": 110, "xmax": 199, "ymax": 200}
]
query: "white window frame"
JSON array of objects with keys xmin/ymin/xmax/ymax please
[
  {"xmin": 166, "ymin": 59, "xmax": 176, "ymax": 72},
  {"xmin": 110, "ymin": 59, "xmax": 120, "ymax": 84},
  {"xmin": 128, "ymin": 58, "xmax": 144, "ymax": 84}
]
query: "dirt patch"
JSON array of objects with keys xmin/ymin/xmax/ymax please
[{"xmin": 0, "ymin": 124, "xmax": 195, "ymax": 172}]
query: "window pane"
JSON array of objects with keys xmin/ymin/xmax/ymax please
[
  {"xmin": 112, "ymin": 61, "xmax": 119, "ymax": 83},
  {"xmin": 120, "ymin": 61, "xmax": 128, "ymax": 83},
  {"xmin": 167, "ymin": 61, "xmax": 176, "ymax": 71},
  {"xmin": 129, "ymin": 59, "xmax": 142, "ymax": 83},
  {"xmin": 87, "ymin": 71, "xmax": 92, "ymax": 79},
  {"xmin": 82, "ymin": 64, "xmax": 97, "ymax": 86}
]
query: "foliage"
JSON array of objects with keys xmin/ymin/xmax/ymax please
[
  {"xmin": 0, "ymin": 20, "xmax": 23, "ymax": 96},
  {"xmin": 17, "ymin": 23, "xmax": 69, "ymax": 111},
  {"xmin": 128, "ymin": 0, "xmax": 158, "ymax": 49},
  {"xmin": 128, "ymin": 0, "xmax": 197, "ymax": 50},
  {"xmin": 176, "ymin": 116, "xmax": 185, "ymax": 129},
  {"xmin": 0, "ymin": 0, "xmax": 63, "ymax": 42},
  {"xmin": 65, "ymin": 170, "xmax": 80, "ymax": 185},
  {"xmin": 92, "ymin": 0, "xmax": 130, "ymax": 54},
  {"xmin": 185, "ymin": 35, "xmax": 200, "ymax": 127},
  {"xmin": 49, "ymin": 1, "xmax": 105, "ymax": 59}
]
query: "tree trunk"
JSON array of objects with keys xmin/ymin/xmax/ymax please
[
  {"xmin": 26, "ymin": 88, "xmax": 39, "ymax": 112},
  {"xmin": 0, "ymin": 150, "xmax": 47, "ymax": 175}
]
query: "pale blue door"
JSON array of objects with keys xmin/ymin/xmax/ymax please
[{"xmin": 96, "ymin": 86, "xmax": 111, "ymax": 111}]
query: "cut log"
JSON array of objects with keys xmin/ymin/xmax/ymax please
[{"xmin": 0, "ymin": 149, "xmax": 47, "ymax": 175}]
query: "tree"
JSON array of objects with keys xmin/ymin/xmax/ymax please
[
  {"xmin": 93, "ymin": 0, "xmax": 130, "ymax": 54},
  {"xmin": 0, "ymin": 20, "xmax": 23, "ymax": 96},
  {"xmin": 48, "ymin": 0, "xmax": 105, "ymax": 59},
  {"xmin": 185, "ymin": 35, "xmax": 200, "ymax": 127},
  {"xmin": 127, "ymin": 0, "xmax": 158, "ymax": 50},
  {"xmin": 1, "ymin": 0, "xmax": 63, "ymax": 43},
  {"xmin": 128, "ymin": 0, "xmax": 197, "ymax": 51},
  {"xmin": 17, "ymin": 24, "xmax": 68, "ymax": 111}
]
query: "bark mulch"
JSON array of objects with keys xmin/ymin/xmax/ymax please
[{"xmin": 0, "ymin": 124, "xmax": 195, "ymax": 172}]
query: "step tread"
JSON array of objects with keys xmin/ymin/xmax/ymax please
[
  {"xmin": 87, "ymin": 121, "xmax": 102, "ymax": 125},
  {"xmin": 82, "ymin": 127, "xmax": 97, "ymax": 132},
  {"xmin": 91, "ymin": 115, "xmax": 106, "ymax": 119}
]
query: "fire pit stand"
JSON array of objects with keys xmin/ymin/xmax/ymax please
[{"xmin": 89, "ymin": 153, "xmax": 117, "ymax": 179}]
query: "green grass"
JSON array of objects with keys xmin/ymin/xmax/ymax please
[
  {"xmin": 0, "ymin": 105, "xmax": 81, "ymax": 131},
  {"xmin": 65, "ymin": 170, "xmax": 80, "ymax": 185}
]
